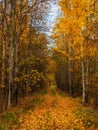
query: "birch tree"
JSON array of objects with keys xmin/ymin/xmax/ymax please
[{"xmin": 53, "ymin": 0, "xmax": 98, "ymax": 104}]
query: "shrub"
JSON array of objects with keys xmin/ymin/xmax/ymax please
[{"xmin": 29, "ymin": 70, "xmax": 46, "ymax": 91}]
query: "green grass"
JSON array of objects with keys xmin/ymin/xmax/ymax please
[
  {"xmin": 57, "ymin": 89, "xmax": 68, "ymax": 97},
  {"xmin": 41, "ymin": 88, "xmax": 48, "ymax": 95},
  {"xmin": 74, "ymin": 107, "xmax": 98, "ymax": 129},
  {"xmin": 0, "ymin": 125, "xmax": 6, "ymax": 130},
  {"xmin": 50, "ymin": 89, "xmax": 56, "ymax": 96},
  {"xmin": 0, "ymin": 111, "xmax": 20, "ymax": 130}
]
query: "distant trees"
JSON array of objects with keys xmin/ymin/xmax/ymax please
[
  {"xmin": 53, "ymin": 0, "xmax": 98, "ymax": 105},
  {"xmin": 19, "ymin": 28, "xmax": 49, "ymax": 93}
]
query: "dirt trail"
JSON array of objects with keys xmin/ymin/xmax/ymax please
[{"xmin": 13, "ymin": 86, "xmax": 98, "ymax": 130}]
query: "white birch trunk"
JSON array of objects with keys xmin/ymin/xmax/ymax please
[{"xmin": 80, "ymin": 42, "xmax": 86, "ymax": 104}]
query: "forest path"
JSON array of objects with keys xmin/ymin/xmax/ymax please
[{"xmin": 12, "ymin": 86, "xmax": 98, "ymax": 130}]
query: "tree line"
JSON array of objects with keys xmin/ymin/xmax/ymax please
[
  {"xmin": 0, "ymin": 0, "xmax": 50, "ymax": 111},
  {"xmin": 52, "ymin": 0, "xmax": 98, "ymax": 105}
]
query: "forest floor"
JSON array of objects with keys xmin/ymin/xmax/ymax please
[{"xmin": 0, "ymin": 86, "xmax": 98, "ymax": 130}]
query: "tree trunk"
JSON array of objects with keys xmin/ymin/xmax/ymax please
[
  {"xmin": 2, "ymin": 37, "xmax": 6, "ymax": 111},
  {"xmin": 86, "ymin": 59, "xmax": 89, "ymax": 87},
  {"xmin": 81, "ymin": 60, "xmax": 86, "ymax": 104},
  {"xmin": 68, "ymin": 41, "xmax": 72, "ymax": 96},
  {"xmin": 2, "ymin": 27, "xmax": 6, "ymax": 89},
  {"xmin": 8, "ymin": 41, "xmax": 14, "ymax": 109},
  {"xmin": 80, "ymin": 42, "xmax": 86, "ymax": 104},
  {"xmin": 1, "ymin": 0, "xmax": 8, "ymax": 111},
  {"xmin": 14, "ymin": 43, "xmax": 19, "ymax": 105}
]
